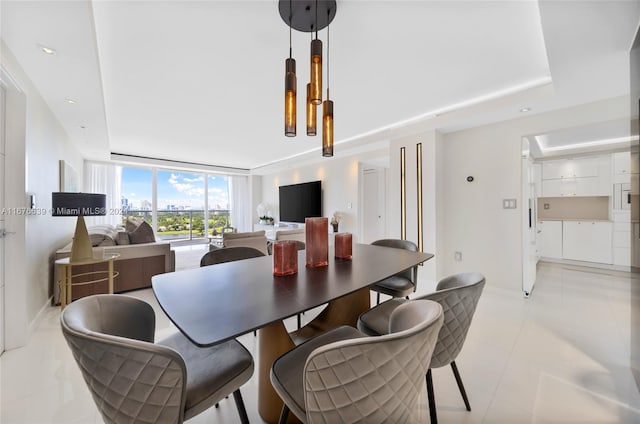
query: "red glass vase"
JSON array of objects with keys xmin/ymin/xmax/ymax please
[
  {"xmin": 305, "ymin": 217, "xmax": 328, "ymax": 267},
  {"xmin": 273, "ymin": 240, "xmax": 298, "ymax": 276},
  {"xmin": 334, "ymin": 232, "xmax": 352, "ymax": 260}
]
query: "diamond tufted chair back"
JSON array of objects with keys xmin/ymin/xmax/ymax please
[
  {"xmin": 200, "ymin": 245, "xmax": 265, "ymax": 267},
  {"xmin": 303, "ymin": 300, "xmax": 443, "ymax": 424},
  {"xmin": 61, "ymin": 295, "xmax": 187, "ymax": 424},
  {"xmin": 421, "ymin": 272, "xmax": 485, "ymax": 368}
]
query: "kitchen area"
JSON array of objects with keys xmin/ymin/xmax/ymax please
[
  {"xmin": 536, "ymin": 152, "xmax": 633, "ymax": 267},
  {"xmin": 521, "ymin": 119, "xmax": 638, "ymax": 297}
]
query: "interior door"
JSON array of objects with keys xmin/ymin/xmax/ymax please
[
  {"xmin": 0, "ymin": 85, "xmax": 6, "ymax": 354},
  {"xmin": 522, "ymin": 139, "xmax": 537, "ymax": 297},
  {"xmin": 362, "ymin": 167, "xmax": 386, "ymax": 244}
]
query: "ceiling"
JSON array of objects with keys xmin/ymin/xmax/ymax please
[{"xmin": 1, "ymin": 1, "xmax": 639, "ymax": 172}]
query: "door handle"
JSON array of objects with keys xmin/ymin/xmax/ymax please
[{"xmin": 0, "ymin": 229, "xmax": 16, "ymax": 238}]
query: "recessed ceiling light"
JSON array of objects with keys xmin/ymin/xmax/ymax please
[
  {"xmin": 38, "ymin": 44, "xmax": 56, "ymax": 55},
  {"xmin": 520, "ymin": 107, "xmax": 531, "ymax": 113},
  {"xmin": 65, "ymin": 98, "xmax": 76, "ymax": 104}
]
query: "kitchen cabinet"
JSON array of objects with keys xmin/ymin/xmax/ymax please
[
  {"xmin": 614, "ymin": 152, "xmax": 632, "ymax": 184},
  {"xmin": 542, "ymin": 176, "xmax": 604, "ymax": 196},
  {"xmin": 542, "ymin": 157, "xmax": 599, "ymax": 180},
  {"xmin": 540, "ymin": 155, "xmax": 610, "ymax": 196},
  {"xmin": 538, "ymin": 220, "xmax": 562, "ymax": 259},
  {"xmin": 612, "ymin": 210, "xmax": 631, "ymax": 266},
  {"xmin": 562, "ymin": 221, "xmax": 612, "ymax": 264}
]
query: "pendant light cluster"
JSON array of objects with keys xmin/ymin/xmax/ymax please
[{"xmin": 280, "ymin": 0, "xmax": 336, "ymax": 157}]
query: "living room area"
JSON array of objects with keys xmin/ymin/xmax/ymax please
[{"xmin": 2, "ymin": 0, "xmax": 640, "ymax": 423}]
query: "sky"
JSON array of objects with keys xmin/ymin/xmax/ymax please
[{"xmin": 121, "ymin": 167, "xmax": 230, "ymax": 210}]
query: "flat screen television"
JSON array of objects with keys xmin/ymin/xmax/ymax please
[{"xmin": 279, "ymin": 181, "xmax": 322, "ymax": 223}]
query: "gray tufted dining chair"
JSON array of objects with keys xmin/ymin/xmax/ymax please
[
  {"xmin": 370, "ymin": 239, "xmax": 420, "ymax": 304},
  {"xmin": 358, "ymin": 272, "xmax": 485, "ymax": 424},
  {"xmin": 61, "ymin": 294, "xmax": 254, "ymax": 424},
  {"xmin": 271, "ymin": 299, "xmax": 444, "ymax": 424},
  {"xmin": 200, "ymin": 245, "xmax": 265, "ymax": 267}
]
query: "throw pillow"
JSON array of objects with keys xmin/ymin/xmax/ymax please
[
  {"xmin": 128, "ymin": 221, "xmax": 156, "ymax": 244},
  {"xmin": 125, "ymin": 219, "xmax": 139, "ymax": 233}
]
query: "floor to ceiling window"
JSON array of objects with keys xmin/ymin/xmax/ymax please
[
  {"xmin": 156, "ymin": 170, "xmax": 206, "ymax": 241},
  {"xmin": 121, "ymin": 167, "xmax": 153, "ymax": 224},
  {"xmin": 208, "ymin": 175, "xmax": 230, "ymax": 235},
  {"xmin": 121, "ymin": 166, "xmax": 232, "ymax": 242}
]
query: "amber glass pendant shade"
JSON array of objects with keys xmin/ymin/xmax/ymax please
[
  {"xmin": 334, "ymin": 232, "xmax": 352, "ymax": 260},
  {"xmin": 305, "ymin": 217, "xmax": 328, "ymax": 267},
  {"xmin": 306, "ymin": 83, "xmax": 317, "ymax": 136},
  {"xmin": 273, "ymin": 240, "xmax": 298, "ymax": 276},
  {"xmin": 322, "ymin": 99, "xmax": 333, "ymax": 157},
  {"xmin": 310, "ymin": 39, "xmax": 322, "ymax": 105},
  {"xmin": 285, "ymin": 57, "xmax": 296, "ymax": 137}
]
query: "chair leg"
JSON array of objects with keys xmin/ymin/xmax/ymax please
[
  {"xmin": 215, "ymin": 403, "xmax": 219, "ymax": 408},
  {"xmin": 426, "ymin": 369, "xmax": 437, "ymax": 424},
  {"xmin": 253, "ymin": 330, "xmax": 256, "ymax": 337},
  {"xmin": 297, "ymin": 313, "xmax": 301, "ymax": 329},
  {"xmin": 232, "ymin": 390, "xmax": 250, "ymax": 424},
  {"xmin": 376, "ymin": 291, "xmax": 381, "ymax": 305},
  {"xmin": 451, "ymin": 361, "xmax": 471, "ymax": 411},
  {"xmin": 278, "ymin": 404, "xmax": 290, "ymax": 424}
]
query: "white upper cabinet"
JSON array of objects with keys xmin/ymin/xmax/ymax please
[
  {"xmin": 614, "ymin": 151, "xmax": 631, "ymax": 175},
  {"xmin": 540, "ymin": 155, "xmax": 611, "ymax": 197},
  {"xmin": 542, "ymin": 157, "xmax": 599, "ymax": 180},
  {"xmin": 613, "ymin": 151, "xmax": 631, "ymax": 184}
]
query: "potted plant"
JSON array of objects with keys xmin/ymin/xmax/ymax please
[
  {"xmin": 330, "ymin": 212, "xmax": 341, "ymax": 233},
  {"xmin": 257, "ymin": 203, "xmax": 274, "ymax": 225}
]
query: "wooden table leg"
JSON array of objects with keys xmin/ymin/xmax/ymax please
[
  {"xmin": 289, "ymin": 287, "xmax": 371, "ymax": 345},
  {"xmin": 58, "ymin": 264, "xmax": 67, "ymax": 309},
  {"xmin": 108, "ymin": 258, "xmax": 114, "ymax": 294},
  {"xmin": 257, "ymin": 287, "xmax": 371, "ymax": 423},
  {"xmin": 65, "ymin": 265, "xmax": 72, "ymax": 307},
  {"xmin": 258, "ymin": 321, "xmax": 296, "ymax": 423}
]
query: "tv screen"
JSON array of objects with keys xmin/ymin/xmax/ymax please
[{"xmin": 279, "ymin": 181, "xmax": 322, "ymax": 223}]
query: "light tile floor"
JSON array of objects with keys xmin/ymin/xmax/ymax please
[{"xmin": 2, "ymin": 253, "xmax": 640, "ymax": 423}]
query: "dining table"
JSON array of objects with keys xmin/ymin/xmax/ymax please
[{"xmin": 152, "ymin": 243, "xmax": 433, "ymax": 423}]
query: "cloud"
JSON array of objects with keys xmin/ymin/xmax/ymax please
[{"xmin": 167, "ymin": 173, "xmax": 205, "ymax": 197}]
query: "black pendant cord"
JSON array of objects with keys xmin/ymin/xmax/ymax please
[
  {"xmin": 289, "ymin": 0, "xmax": 293, "ymax": 58},
  {"xmin": 315, "ymin": 0, "xmax": 318, "ymax": 39},
  {"xmin": 326, "ymin": 8, "xmax": 330, "ymax": 100}
]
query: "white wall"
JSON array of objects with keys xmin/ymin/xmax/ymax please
[
  {"xmin": 388, "ymin": 130, "xmax": 445, "ymax": 288},
  {"xmin": 260, "ymin": 149, "xmax": 388, "ymax": 241},
  {"xmin": 440, "ymin": 96, "xmax": 629, "ymax": 291},
  {"xmin": 1, "ymin": 43, "xmax": 82, "ymax": 348},
  {"xmin": 258, "ymin": 97, "xmax": 629, "ymax": 294}
]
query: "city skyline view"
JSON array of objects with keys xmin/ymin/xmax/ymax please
[{"xmin": 121, "ymin": 167, "xmax": 230, "ymax": 210}]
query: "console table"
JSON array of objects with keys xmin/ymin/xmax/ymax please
[{"xmin": 55, "ymin": 253, "xmax": 120, "ymax": 309}]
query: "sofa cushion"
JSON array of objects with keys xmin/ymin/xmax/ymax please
[
  {"xmin": 129, "ymin": 221, "xmax": 156, "ymax": 244},
  {"xmin": 88, "ymin": 225, "xmax": 119, "ymax": 247},
  {"xmin": 116, "ymin": 231, "xmax": 130, "ymax": 245}
]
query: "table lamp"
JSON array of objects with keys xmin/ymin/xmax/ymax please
[{"xmin": 52, "ymin": 192, "xmax": 106, "ymax": 263}]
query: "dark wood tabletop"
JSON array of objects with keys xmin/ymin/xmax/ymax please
[{"xmin": 152, "ymin": 243, "xmax": 433, "ymax": 347}]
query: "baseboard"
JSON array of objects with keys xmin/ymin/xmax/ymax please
[
  {"xmin": 28, "ymin": 296, "xmax": 54, "ymax": 336},
  {"xmin": 538, "ymin": 258, "xmax": 631, "ymax": 274}
]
